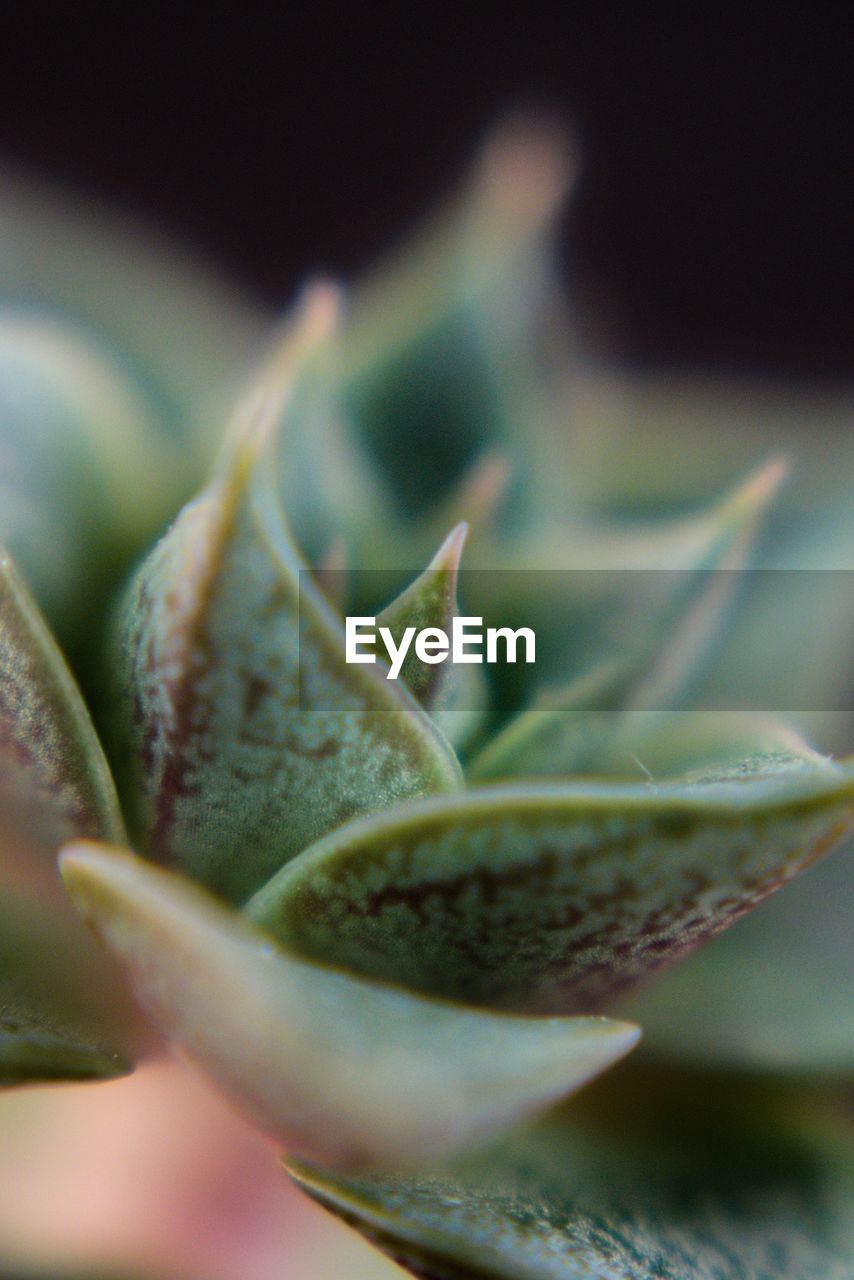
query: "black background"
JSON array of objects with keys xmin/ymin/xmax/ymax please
[{"xmin": 1, "ymin": 3, "xmax": 851, "ymax": 380}]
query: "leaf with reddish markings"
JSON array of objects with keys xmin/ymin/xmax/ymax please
[
  {"xmin": 114, "ymin": 297, "xmax": 462, "ymax": 905},
  {"xmin": 614, "ymin": 843, "xmax": 854, "ymax": 1072},
  {"xmin": 247, "ymin": 762, "xmax": 854, "ymax": 1014}
]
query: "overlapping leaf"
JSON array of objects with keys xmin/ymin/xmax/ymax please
[
  {"xmin": 0, "ymin": 554, "xmax": 137, "ymax": 1082},
  {"xmin": 337, "ymin": 116, "xmax": 574, "ymax": 520},
  {"xmin": 615, "ymin": 843, "xmax": 853, "ymax": 1072},
  {"xmin": 461, "ymin": 455, "xmax": 789, "ymax": 718},
  {"xmin": 60, "ymin": 843, "xmax": 639, "ymax": 1170},
  {"xmin": 290, "ymin": 1068, "xmax": 854, "ymax": 1279},
  {"xmin": 455, "ymin": 454, "xmax": 788, "ymax": 779},
  {"xmin": 115, "ymin": 295, "xmax": 462, "ymax": 903},
  {"xmin": 363, "ymin": 523, "xmax": 487, "ymax": 748},
  {"xmin": 248, "ymin": 762, "xmax": 854, "ymax": 1013},
  {"xmin": 0, "ymin": 896, "xmax": 130, "ymax": 1086},
  {"xmin": 0, "ymin": 314, "xmax": 181, "ymax": 646},
  {"xmin": 371, "ymin": 524, "xmax": 468, "ymax": 709},
  {"xmin": 472, "ymin": 702, "xmax": 826, "ymax": 784},
  {"xmin": 0, "ymin": 554, "xmax": 124, "ymax": 857},
  {"xmin": 538, "ymin": 370, "xmax": 854, "ymax": 746},
  {"xmin": 0, "ymin": 160, "xmax": 266, "ymax": 436}
]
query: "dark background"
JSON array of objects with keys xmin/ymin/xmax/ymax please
[{"xmin": 1, "ymin": 4, "xmax": 850, "ymax": 380}]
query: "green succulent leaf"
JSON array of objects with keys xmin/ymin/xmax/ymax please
[
  {"xmin": 289, "ymin": 1068, "xmax": 854, "ymax": 1280},
  {"xmin": 0, "ymin": 556, "xmax": 140, "ymax": 1082},
  {"xmin": 248, "ymin": 762, "xmax": 854, "ymax": 1013},
  {"xmin": 272, "ymin": 316, "xmax": 401, "ymax": 572},
  {"xmin": 60, "ymin": 842, "xmax": 639, "ymax": 1171},
  {"xmin": 614, "ymin": 843, "xmax": 853, "ymax": 1073},
  {"xmin": 0, "ymin": 161, "xmax": 266, "ymax": 436},
  {"xmin": 115, "ymin": 295, "xmax": 462, "ymax": 903},
  {"xmin": 0, "ymin": 894, "xmax": 132, "ymax": 1087},
  {"xmin": 468, "ymin": 455, "xmax": 789, "ymax": 719},
  {"xmin": 338, "ymin": 116, "xmax": 573, "ymax": 518},
  {"xmin": 0, "ymin": 1016, "xmax": 128, "ymax": 1087},
  {"xmin": 366, "ymin": 520, "xmax": 489, "ymax": 751},
  {"xmin": 472, "ymin": 700, "xmax": 826, "ymax": 784},
  {"xmin": 373, "ymin": 523, "xmax": 468, "ymax": 709},
  {"xmin": 0, "ymin": 314, "xmax": 182, "ymax": 646},
  {"xmin": 0, "ymin": 552, "xmax": 125, "ymax": 861},
  {"xmin": 554, "ymin": 374, "xmax": 854, "ymax": 746}
]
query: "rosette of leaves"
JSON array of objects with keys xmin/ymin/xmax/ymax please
[{"xmin": 1, "ymin": 121, "xmax": 852, "ymax": 1278}]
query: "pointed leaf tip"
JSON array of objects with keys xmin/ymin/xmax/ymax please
[
  {"xmin": 60, "ymin": 842, "xmax": 639, "ymax": 1171},
  {"xmin": 115, "ymin": 310, "xmax": 461, "ymax": 902},
  {"xmin": 0, "ymin": 1027, "xmax": 130, "ymax": 1087},
  {"xmin": 224, "ymin": 281, "xmax": 343, "ymax": 459},
  {"xmin": 728, "ymin": 453, "xmax": 790, "ymax": 515},
  {"xmin": 374, "ymin": 523, "xmax": 468, "ymax": 699},
  {"xmin": 435, "ymin": 450, "xmax": 513, "ymax": 535},
  {"xmin": 477, "ymin": 113, "xmax": 578, "ymax": 231}
]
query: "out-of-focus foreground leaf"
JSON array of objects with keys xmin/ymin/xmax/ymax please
[
  {"xmin": 290, "ymin": 1067, "xmax": 854, "ymax": 1280},
  {"xmin": 60, "ymin": 842, "xmax": 639, "ymax": 1171}
]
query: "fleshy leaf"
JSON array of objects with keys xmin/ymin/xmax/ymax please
[
  {"xmin": 290, "ymin": 1068, "xmax": 854, "ymax": 1280},
  {"xmin": 467, "ymin": 454, "xmax": 788, "ymax": 725},
  {"xmin": 338, "ymin": 116, "xmax": 574, "ymax": 517},
  {"xmin": 248, "ymin": 763, "xmax": 854, "ymax": 1013},
  {"xmin": 0, "ymin": 894, "xmax": 132, "ymax": 1086},
  {"xmin": 366, "ymin": 522, "xmax": 489, "ymax": 751},
  {"xmin": 0, "ymin": 552, "xmax": 125, "ymax": 862},
  {"xmin": 273, "ymin": 318, "xmax": 400, "ymax": 572},
  {"xmin": 0, "ymin": 313, "xmax": 181, "ymax": 646},
  {"xmin": 115, "ymin": 295, "xmax": 462, "ymax": 903},
  {"xmin": 472, "ymin": 700, "xmax": 826, "ymax": 784},
  {"xmin": 0, "ymin": 556, "xmax": 141, "ymax": 1081},
  {"xmin": 615, "ymin": 843, "xmax": 853, "ymax": 1072},
  {"xmin": 60, "ymin": 843, "xmax": 639, "ymax": 1171},
  {"xmin": 559, "ymin": 373, "xmax": 854, "ymax": 746},
  {"xmin": 373, "ymin": 523, "xmax": 469, "ymax": 713},
  {"xmin": 0, "ymin": 1028, "xmax": 127, "ymax": 1087},
  {"xmin": 0, "ymin": 161, "xmax": 266, "ymax": 436},
  {"xmin": 517, "ymin": 452, "xmax": 789, "ymax": 574}
]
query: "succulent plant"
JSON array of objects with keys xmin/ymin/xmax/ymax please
[{"xmin": 1, "ymin": 121, "xmax": 852, "ymax": 1278}]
